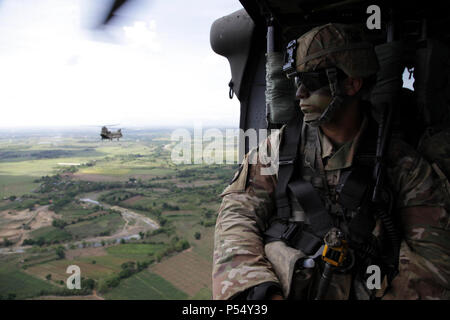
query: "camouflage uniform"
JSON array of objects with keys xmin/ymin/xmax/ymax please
[
  {"xmin": 213, "ymin": 116, "xmax": 449, "ymax": 300},
  {"xmin": 212, "ymin": 24, "xmax": 450, "ymax": 300}
]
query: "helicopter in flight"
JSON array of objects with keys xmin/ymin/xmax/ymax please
[{"xmin": 100, "ymin": 125, "xmax": 123, "ymax": 141}]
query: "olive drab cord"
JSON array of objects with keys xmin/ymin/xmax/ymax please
[
  {"xmin": 228, "ymin": 79, "xmax": 234, "ymax": 99},
  {"xmin": 309, "ymin": 68, "xmax": 345, "ymax": 127}
]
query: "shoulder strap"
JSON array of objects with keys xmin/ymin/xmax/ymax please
[
  {"xmin": 337, "ymin": 111, "xmax": 378, "ymax": 211},
  {"xmin": 266, "ymin": 114, "xmax": 334, "ymax": 255},
  {"xmin": 275, "ymin": 114, "xmax": 303, "ymax": 219}
]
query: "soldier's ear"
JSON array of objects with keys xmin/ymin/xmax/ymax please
[{"xmin": 342, "ymin": 77, "xmax": 363, "ymax": 96}]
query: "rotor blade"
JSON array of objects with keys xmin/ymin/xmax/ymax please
[{"xmin": 101, "ymin": 0, "xmax": 129, "ymax": 26}]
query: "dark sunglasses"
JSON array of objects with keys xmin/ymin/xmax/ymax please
[{"xmin": 294, "ymin": 70, "xmax": 330, "ymax": 92}]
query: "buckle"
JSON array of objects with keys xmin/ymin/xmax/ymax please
[
  {"xmin": 278, "ymin": 157, "xmax": 295, "ymax": 166},
  {"xmin": 322, "ymin": 241, "xmax": 348, "ymax": 267}
]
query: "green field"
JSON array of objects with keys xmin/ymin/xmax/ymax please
[
  {"xmin": 29, "ymin": 226, "xmax": 73, "ymax": 243},
  {"xmin": 0, "ymin": 268, "xmax": 58, "ymax": 299},
  {"xmin": 0, "ymin": 175, "xmax": 40, "ymax": 199},
  {"xmin": 106, "ymin": 243, "xmax": 167, "ymax": 260},
  {"xmin": 191, "ymin": 287, "xmax": 213, "ymax": 300},
  {"xmin": 103, "ymin": 271, "xmax": 188, "ymax": 300},
  {"xmin": 0, "ymin": 254, "xmax": 57, "ymax": 299},
  {"xmin": 58, "ymin": 203, "xmax": 97, "ymax": 222},
  {"xmin": 65, "ymin": 213, "xmax": 124, "ymax": 239},
  {"xmin": 0, "ymin": 157, "xmax": 98, "ymax": 177},
  {"xmin": 26, "ymin": 256, "xmax": 126, "ymax": 282}
]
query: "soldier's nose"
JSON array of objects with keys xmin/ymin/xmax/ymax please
[{"xmin": 296, "ymin": 84, "xmax": 310, "ymax": 100}]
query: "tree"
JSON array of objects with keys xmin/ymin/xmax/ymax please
[
  {"xmin": 81, "ymin": 278, "xmax": 95, "ymax": 290},
  {"xmin": 175, "ymin": 239, "xmax": 190, "ymax": 251},
  {"xmin": 36, "ymin": 237, "xmax": 46, "ymax": 247},
  {"xmin": 105, "ymin": 277, "xmax": 120, "ymax": 288},
  {"xmin": 55, "ymin": 246, "xmax": 65, "ymax": 259},
  {"xmin": 194, "ymin": 232, "xmax": 201, "ymax": 240},
  {"xmin": 46, "ymin": 274, "xmax": 52, "ymax": 280},
  {"xmin": 2, "ymin": 238, "xmax": 12, "ymax": 247},
  {"xmin": 119, "ymin": 269, "xmax": 134, "ymax": 279},
  {"xmin": 52, "ymin": 219, "xmax": 68, "ymax": 229}
]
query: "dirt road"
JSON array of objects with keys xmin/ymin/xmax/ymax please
[
  {"xmin": 73, "ymin": 200, "xmax": 160, "ymax": 246},
  {"xmin": 0, "ymin": 198, "xmax": 160, "ymax": 254}
]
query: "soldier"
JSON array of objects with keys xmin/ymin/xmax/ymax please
[{"xmin": 212, "ymin": 23, "xmax": 449, "ymax": 300}]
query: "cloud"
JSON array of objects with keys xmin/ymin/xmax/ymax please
[{"xmin": 122, "ymin": 20, "xmax": 161, "ymax": 52}]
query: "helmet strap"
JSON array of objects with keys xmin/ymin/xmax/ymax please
[{"xmin": 307, "ymin": 67, "xmax": 345, "ymax": 127}]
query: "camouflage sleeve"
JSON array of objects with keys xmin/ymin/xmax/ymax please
[
  {"xmin": 385, "ymin": 139, "xmax": 450, "ymax": 299},
  {"xmin": 212, "ymin": 136, "xmax": 281, "ymax": 300}
]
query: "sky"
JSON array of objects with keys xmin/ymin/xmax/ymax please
[{"xmin": 0, "ymin": 0, "xmax": 243, "ymax": 128}]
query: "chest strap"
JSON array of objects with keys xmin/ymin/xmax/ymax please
[{"xmin": 266, "ymin": 115, "xmax": 333, "ymax": 255}]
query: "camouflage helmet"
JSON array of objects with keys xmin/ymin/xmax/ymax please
[{"xmin": 295, "ymin": 23, "xmax": 379, "ymax": 78}]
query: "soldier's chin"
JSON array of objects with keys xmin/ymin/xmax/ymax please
[{"xmin": 303, "ymin": 112, "xmax": 322, "ymax": 123}]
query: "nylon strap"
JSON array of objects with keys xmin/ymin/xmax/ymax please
[
  {"xmin": 288, "ymin": 180, "xmax": 333, "ymax": 238},
  {"xmin": 267, "ymin": 114, "xmax": 333, "ymax": 255},
  {"xmin": 337, "ymin": 112, "xmax": 379, "ymax": 243},
  {"xmin": 274, "ymin": 114, "xmax": 303, "ymax": 219},
  {"xmin": 264, "ymin": 221, "xmax": 323, "ymax": 255}
]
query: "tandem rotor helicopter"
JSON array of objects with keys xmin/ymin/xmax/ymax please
[{"xmin": 100, "ymin": 125, "xmax": 123, "ymax": 141}]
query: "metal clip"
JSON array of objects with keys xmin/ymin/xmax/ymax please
[
  {"xmin": 278, "ymin": 158, "xmax": 295, "ymax": 166},
  {"xmin": 283, "ymin": 40, "xmax": 298, "ymax": 78}
]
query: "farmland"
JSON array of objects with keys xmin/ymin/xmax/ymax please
[{"xmin": 0, "ymin": 128, "xmax": 238, "ymax": 300}]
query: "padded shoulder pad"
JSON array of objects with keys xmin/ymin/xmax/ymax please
[{"xmin": 220, "ymin": 154, "xmax": 251, "ymax": 197}]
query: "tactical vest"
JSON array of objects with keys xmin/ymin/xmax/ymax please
[{"xmin": 264, "ymin": 109, "xmax": 400, "ymax": 284}]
